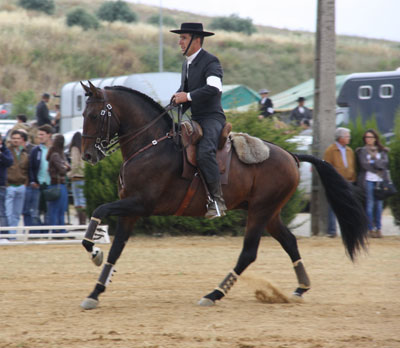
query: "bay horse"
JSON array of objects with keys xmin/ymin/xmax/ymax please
[{"xmin": 79, "ymin": 81, "xmax": 368, "ymax": 310}]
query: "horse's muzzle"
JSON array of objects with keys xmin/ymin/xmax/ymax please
[{"xmin": 83, "ymin": 151, "xmax": 100, "ymax": 165}]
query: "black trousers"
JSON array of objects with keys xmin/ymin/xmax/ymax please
[{"xmin": 195, "ymin": 118, "xmax": 224, "ymax": 184}]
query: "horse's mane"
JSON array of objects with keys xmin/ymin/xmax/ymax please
[{"xmin": 104, "ymin": 86, "xmax": 166, "ymax": 114}]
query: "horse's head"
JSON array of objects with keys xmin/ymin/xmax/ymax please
[{"xmin": 80, "ymin": 81, "xmax": 120, "ymax": 165}]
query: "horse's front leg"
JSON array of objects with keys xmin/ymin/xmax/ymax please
[
  {"xmin": 81, "ymin": 216, "xmax": 138, "ymax": 310},
  {"xmin": 82, "ymin": 197, "xmax": 147, "ymax": 266}
]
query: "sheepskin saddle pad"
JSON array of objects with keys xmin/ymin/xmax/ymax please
[{"xmin": 230, "ymin": 132, "xmax": 270, "ymax": 164}]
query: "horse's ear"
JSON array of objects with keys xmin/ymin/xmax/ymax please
[
  {"xmin": 88, "ymin": 80, "xmax": 102, "ymax": 99},
  {"xmin": 80, "ymin": 81, "xmax": 91, "ymax": 95}
]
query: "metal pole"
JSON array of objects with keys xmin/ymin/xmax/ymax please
[{"xmin": 159, "ymin": 1, "xmax": 163, "ymax": 72}]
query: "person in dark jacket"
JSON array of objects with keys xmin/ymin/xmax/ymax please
[
  {"xmin": 290, "ymin": 97, "xmax": 312, "ymax": 126},
  {"xmin": 27, "ymin": 124, "xmax": 53, "ymax": 226},
  {"xmin": 0, "ymin": 134, "xmax": 13, "ymax": 227},
  {"xmin": 170, "ymin": 22, "xmax": 227, "ymax": 219},
  {"xmin": 36, "ymin": 93, "xmax": 52, "ymax": 127},
  {"xmin": 257, "ymin": 89, "xmax": 274, "ymax": 119}
]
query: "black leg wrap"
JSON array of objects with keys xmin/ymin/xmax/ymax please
[
  {"xmin": 89, "ymin": 283, "xmax": 106, "ymax": 301},
  {"xmin": 293, "ymin": 287, "xmax": 310, "ymax": 297},
  {"xmin": 204, "ymin": 289, "xmax": 225, "ymax": 302},
  {"xmin": 82, "ymin": 238, "xmax": 94, "ymax": 253}
]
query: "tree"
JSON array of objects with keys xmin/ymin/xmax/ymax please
[
  {"xmin": 210, "ymin": 14, "xmax": 256, "ymax": 35},
  {"xmin": 11, "ymin": 90, "xmax": 36, "ymax": 119},
  {"xmin": 97, "ymin": 1, "xmax": 137, "ymax": 23},
  {"xmin": 18, "ymin": 0, "xmax": 55, "ymax": 15},
  {"xmin": 66, "ymin": 8, "xmax": 99, "ymax": 31}
]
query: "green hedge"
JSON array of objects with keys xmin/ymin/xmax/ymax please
[{"xmin": 84, "ymin": 111, "xmax": 305, "ymax": 235}]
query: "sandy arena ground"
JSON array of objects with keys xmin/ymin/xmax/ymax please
[{"xmin": 0, "ymin": 235, "xmax": 399, "ymax": 348}]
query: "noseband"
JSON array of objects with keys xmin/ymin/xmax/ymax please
[{"xmin": 82, "ymin": 89, "xmax": 174, "ymax": 157}]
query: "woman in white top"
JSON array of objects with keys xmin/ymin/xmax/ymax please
[{"xmin": 356, "ymin": 129, "xmax": 389, "ymax": 238}]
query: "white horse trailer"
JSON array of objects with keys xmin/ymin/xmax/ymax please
[{"xmin": 60, "ymin": 72, "xmax": 181, "ymax": 134}]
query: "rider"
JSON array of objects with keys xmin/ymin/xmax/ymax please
[{"xmin": 171, "ymin": 22, "xmax": 227, "ymax": 219}]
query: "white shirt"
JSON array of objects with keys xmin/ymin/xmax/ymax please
[{"xmin": 366, "ymin": 153, "xmax": 383, "ymax": 182}]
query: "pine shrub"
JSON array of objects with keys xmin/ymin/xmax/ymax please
[
  {"xmin": 11, "ymin": 90, "xmax": 36, "ymax": 119},
  {"xmin": 210, "ymin": 14, "xmax": 256, "ymax": 36},
  {"xmin": 18, "ymin": 0, "xmax": 54, "ymax": 15},
  {"xmin": 97, "ymin": 1, "xmax": 137, "ymax": 23},
  {"xmin": 66, "ymin": 8, "xmax": 99, "ymax": 31}
]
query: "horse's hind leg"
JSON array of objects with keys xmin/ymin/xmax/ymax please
[
  {"xmin": 198, "ymin": 211, "xmax": 266, "ymax": 306},
  {"xmin": 81, "ymin": 217, "xmax": 137, "ymax": 310},
  {"xmin": 267, "ymin": 215, "xmax": 311, "ymax": 298}
]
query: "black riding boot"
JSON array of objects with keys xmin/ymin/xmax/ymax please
[{"xmin": 205, "ymin": 181, "xmax": 227, "ymax": 219}]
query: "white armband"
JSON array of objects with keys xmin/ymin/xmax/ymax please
[
  {"xmin": 187, "ymin": 93, "xmax": 192, "ymax": 101},
  {"xmin": 206, "ymin": 76, "xmax": 222, "ymax": 92}
]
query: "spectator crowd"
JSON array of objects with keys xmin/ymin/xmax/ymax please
[{"xmin": 0, "ymin": 93, "xmax": 86, "ymax": 236}]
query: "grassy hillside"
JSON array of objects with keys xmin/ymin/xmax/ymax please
[{"xmin": 1, "ymin": 0, "xmax": 400, "ymax": 110}]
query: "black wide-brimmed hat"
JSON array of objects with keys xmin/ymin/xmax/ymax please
[{"xmin": 170, "ymin": 22, "xmax": 214, "ymax": 37}]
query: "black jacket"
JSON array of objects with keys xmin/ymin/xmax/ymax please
[
  {"xmin": 259, "ymin": 98, "xmax": 274, "ymax": 117},
  {"xmin": 178, "ymin": 49, "xmax": 225, "ymax": 123},
  {"xmin": 28, "ymin": 145, "xmax": 43, "ymax": 184},
  {"xmin": 36, "ymin": 100, "xmax": 51, "ymax": 126},
  {"xmin": 290, "ymin": 106, "xmax": 312, "ymax": 125},
  {"xmin": 0, "ymin": 142, "xmax": 13, "ymax": 186}
]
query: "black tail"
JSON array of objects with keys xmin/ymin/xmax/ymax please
[{"xmin": 296, "ymin": 154, "xmax": 368, "ymax": 260}]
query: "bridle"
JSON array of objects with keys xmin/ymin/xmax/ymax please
[{"xmin": 82, "ymin": 89, "xmax": 174, "ymax": 158}]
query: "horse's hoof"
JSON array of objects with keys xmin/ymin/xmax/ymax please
[
  {"xmin": 80, "ymin": 297, "xmax": 99, "ymax": 310},
  {"xmin": 91, "ymin": 247, "xmax": 103, "ymax": 267},
  {"xmin": 198, "ymin": 297, "xmax": 215, "ymax": 307},
  {"xmin": 291, "ymin": 294, "xmax": 304, "ymax": 303}
]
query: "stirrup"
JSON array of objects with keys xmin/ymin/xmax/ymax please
[{"xmin": 205, "ymin": 199, "xmax": 226, "ymax": 219}]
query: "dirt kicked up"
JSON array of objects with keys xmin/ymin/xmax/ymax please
[{"xmin": 0, "ymin": 235, "xmax": 399, "ymax": 348}]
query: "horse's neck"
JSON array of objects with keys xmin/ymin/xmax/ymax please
[{"xmin": 118, "ymin": 106, "xmax": 169, "ymax": 160}]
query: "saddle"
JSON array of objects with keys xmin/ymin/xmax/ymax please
[{"xmin": 181, "ymin": 121, "xmax": 233, "ymax": 185}]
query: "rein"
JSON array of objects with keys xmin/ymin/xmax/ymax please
[{"xmin": 82, "ymin": 89, "xmax": 175, "ymax": 157}]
